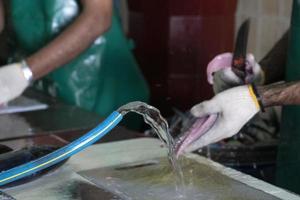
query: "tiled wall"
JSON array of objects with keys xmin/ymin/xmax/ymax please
[{"xmin": 236, "ymin": 0, "xmax": 293, "ymax": 61}]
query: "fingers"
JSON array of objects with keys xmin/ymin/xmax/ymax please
[
  {"xmin": 212, "ymin": 68, "xmax": 243, "ymax": 93},
  {"xmin": 191, "ymin": 100, "xmax": 220, "ymax": 118},
  {"xmin": 184, "ymin": 121, "xmax": 222, "ymax": 152},
  {"xmin": 0, "ymin": 64, "xmax": 29, "ymax": 104},
  {"xmin": 0, "ymin": 82, "xmax": 11, "ymax": 104},
  {"xmin": 245, "ymin": 54, "xmax": 264, "ymax": 85},
  {"xmin": 207, "ymin": 52, "xmax": 233, "ymax": 84},
  {"xmin": 246, "ymin": 53, "xmax": 256, "ymax": 66},
  {"xmin": 221, "ymin": 68, "xmax": 243, "ymax": 84},
  {"xmin": 184, "ymin": 119, "xmax": 235, "ymax": 152}
]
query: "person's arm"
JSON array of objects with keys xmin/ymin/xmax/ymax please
[
  {"xmin": 0, "ymin": 0, "xmax": 112, "ymax": 105},
  {"xmin": 26, "ymin": 0, "xmax": 112, "ymax": 79},
  {"xmin": 258, "ymin": 81, "xmax": 300, "ymax": 107}
]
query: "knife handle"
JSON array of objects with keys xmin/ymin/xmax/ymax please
[{"xmin": 232, "ymin": 56, "xmax": 247, "ymax": 82}]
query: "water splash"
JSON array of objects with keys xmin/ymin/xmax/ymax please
[{"xmin": 117, "ymin": 102, "xmax": 186, "ymax": 195}]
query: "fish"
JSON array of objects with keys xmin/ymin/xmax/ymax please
[{"xmin": 175, "ymin": 114, "xmax": 218, "ymax": 157}]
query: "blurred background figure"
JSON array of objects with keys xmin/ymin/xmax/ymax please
[{"xmin": 0, "ymin": 0, "xmax": 149, "ymax": 122}]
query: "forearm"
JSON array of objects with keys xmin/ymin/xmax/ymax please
[
  {"xmin": 26, "ymin": 0, "xmax": 112, "ymax": 79},
  {"xmin": 258, "ymin": 81, "xmax": 300, "ymax": 107}
]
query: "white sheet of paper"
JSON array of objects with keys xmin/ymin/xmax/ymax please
[{"xmin": 0, "ymin": 96, "xmax": 48, "ymax": 114}]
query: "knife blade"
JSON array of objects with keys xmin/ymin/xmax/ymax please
[{"xmin": 231, "ymin": 19, "xmax": 250, "ymax": 81}]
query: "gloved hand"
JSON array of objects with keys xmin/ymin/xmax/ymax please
[
  {"xmin": 0, "ymin": 63, "xmax": 30, "ymax": 104},
  {"xmin": 207, "ymin": 52, "xmax": 265, "ymax": 94},
  {"xmin": 184, "ymin": 85, "xmax": 260, "ymax": 152}
]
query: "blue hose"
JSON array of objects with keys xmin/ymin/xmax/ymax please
[{"xmin": 0, "ymin": 111, "xmax": 123, "ymax": 186}]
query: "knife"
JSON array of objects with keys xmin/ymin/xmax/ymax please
[{"xmin": 231, "ymin": 19, "xmax": 250, "ymax": 81}]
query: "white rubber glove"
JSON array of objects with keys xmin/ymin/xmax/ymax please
[
  {"xmin": 207, "ymin": 53, "xmax": 265, "ymax": 94},
  {"xmin": 185, "ymin": 85, "xmax": 260, "ymax": 152},
  {"xmin": 0, "ymin": 63, "xmax": 30, "ymax": 104}
]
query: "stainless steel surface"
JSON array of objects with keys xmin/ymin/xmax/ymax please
[
  {"xmin": 5, "ymin": 139, "xmax": 299, "ymax": 200},
  {"xmin": 0, "ymin": 89, "xmax": 140, "ymax": 150},
  {"xmin": 4, "ymin": 166, "xmax": 121, "ymax": 200},
  {"xmin": 79, "ymin": 157, "xmax": 280, "ymax": 200},
  {"xmin": 0, "ymin": 89, "xmax": 100, "ymax": 140}
]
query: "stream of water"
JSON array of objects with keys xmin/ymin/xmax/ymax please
[{"xmin": 117, "ymin": 102, "xmax": 186, "ymax": 197}]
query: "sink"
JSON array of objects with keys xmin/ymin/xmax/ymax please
[
  {"xmin": 79, "ymin": 157, "xmax": 280, "ymax": 200},
  {"xmin": 4, "ymin": 138, "xmax": 300, "ymax": 200}
]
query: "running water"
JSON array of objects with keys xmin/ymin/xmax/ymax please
[{"xmin": 117, "ymin": 102, "xmax": 186, "ymax": 196}]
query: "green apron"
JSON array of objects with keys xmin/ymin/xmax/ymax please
[
  {"xmin": 10, "ymin": 0, "xmax": 149, "ymax": 119},
  {"xmin": 276, "ymin": 0, "xmax": 300, "ymax": 194}
]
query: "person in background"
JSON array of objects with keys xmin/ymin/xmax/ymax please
[
  {"xmin": 0, "ymin": 0, "xmax": 148, "ymax": 119},
  {"xmin": 0, "ymin": 0, "xmax": 112, "ymax": 104}
]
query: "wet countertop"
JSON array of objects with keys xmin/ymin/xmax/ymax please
[
  {"xmin": 5, "ymin": 138, "xmax": 300, "ymax": 200},
  {"xmin": 0, "ymin": 89, "xmax": 142, "ymax": 150}
]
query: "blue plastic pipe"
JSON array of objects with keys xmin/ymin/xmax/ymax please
[{"xmin": 0, "ymin": 111, "xmax": 123, "ymax": 186}]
